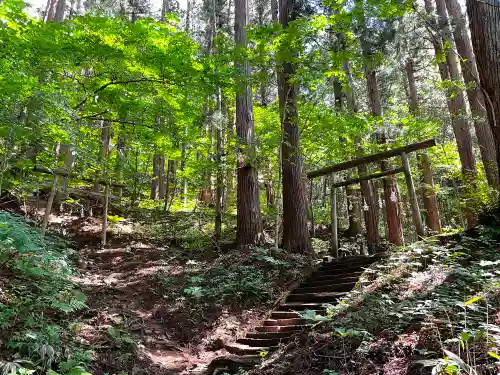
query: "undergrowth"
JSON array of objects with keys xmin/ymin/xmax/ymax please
[
  {"xmin": 157, "ymin": 246, "xmax": 309, "ymax": 305},
  {"xmin": 253, "ymin": 223, "xmax": 500, "ymax": 375},
  {"xmin": 0, "ymin": 212, "xmax": 90, "ymax": 375}
]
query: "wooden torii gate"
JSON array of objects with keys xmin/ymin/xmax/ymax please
[{"xmin": 307, "ymin": 139, "xmax": 437, "ymax": 256}]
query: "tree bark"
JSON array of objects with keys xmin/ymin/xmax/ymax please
[
  {"xmin": 54, "ymin": 0, "xmax": 66, "ymax": 21},
  {"xmin": 466, "ymin": 0, "xmax": 500, "ymax": 186},
  {"xmin": 158, "ymin": 155, "xmax": 165, "ymax": 199},
  {"xmin": 365, "ymin": 69, "xmax": 404, "ymax": 245},
  {"xmin": 150, "ymin": 154, "xmax": 160, "ymax": 200},
  {"xmin": 164, "ymin": 159, "xmax": 176, "ymax": 211},
  {"xmin": 234, "ymin": 0, "xmax": 263, "ymax": 245},
  {"xmin": 215, "ymin": 89, "xmax": 223, "ymax": 241},
  {"xmin": 445, "ymin": 0, "xmax": 499, "ymax": 188},
  {"xmin": 95, "ymin": 121, "xmax": 110, "ymax": 196},
  {"xmin": 425, "ymin": 0, "xmax": 478, "ymax": 227},
  {"xmin": 418, "ymin": 152, "xmax": 442, "ymax": 232},
  {"xmin": 45, "ymin": 0, "xmax": 57, "ymax": 21},
  {"xmin": 405, "ymin": 59, "xmax": 419, "ymax": 113},
  {"xmin": 278, "ymin": 0, "xmax": 311, "ymax": 254},
  {"xmin": 345, "ymin": 183, "xmax": 362, "ymax": 238},
  {"xmin": 358, "ymin": 163, "xmax": 380, "ymax": 253},
  {"xmin": 346, "ymin": 62, "xmax": 378, "ymax": 249}
]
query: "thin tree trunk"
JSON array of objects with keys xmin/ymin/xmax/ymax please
[
  {"xmin": 418, "ymin": 152, "xmax": 442, "ymax": 232},
  {"xmin": 278, "ymin": 0, "xmax": 311, "ymax": 254},
  {"xmin": 42, "ymin": 144, "xmax": 61, "ymax": 234},
  {"xmin": 321, "ymin": 176, "xmax": 327, "ymax": 208},
  {"xmin": 215, "ymin": 89, "xmax": 223, "ymax": 241},
  {"xmin": 445, "ymin": 0, "xmax": 499, "ymax": 188},
  {"xmin": 158, "ymin": 155, "xmax": 165, "ymax": 199},
  {"xmin": 95, "ymin": 121, "xmax": 110, "ymax": 197},
  {"xmin": 425, "ymin": 0, "xmax": 478, "ymax": 227},
  {"xmin": 115, "ymin": 134, "xmax": 127, "ymax": 197},
  {"xmin": 345, "ymin": 183, "xmax": 362, "ymax": 237},
  {"xmin": 151, "ymin": 154, "xmax": 159, "ymax": 200},
  {"xmin": 186, "ymin": 0, "xmax": 191, "ymax": 30},
  {"xmin": 466, "ymin": 0, "xmax": 500, "ymax": 188},
  {"xmin": 164, "ymin": 159, "xmax": 176, "ymax": 211},
  {"xmin": 101, "ymin": 184, "xmax": 110, "ymax": 246}
]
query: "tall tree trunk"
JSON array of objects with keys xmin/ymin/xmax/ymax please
[
  {"xmin": 345, "ymin": 62, "xmax": 378, "ymax": 249},
  {"xmin": 54, "ymin": 0, "xmax": 66, "ymax": 21},
  {"xmin": 445, "ymin": 0, "xmax": 499, "ymax": 188},
  {"xmin": 425, "ymin": 0, "xmax": 478, "ymax": 227},
  {"xmin": 405, "ymin": 57, "xmax": 442, "ymax": 233},
  {"xmin": 466, "ymin": 0, "xmax": 500, "ymax": 186},
  {"xmin": 278, "ymin": 0, "xmax": 311, "ymax": 254},
  {"xmin": 214, "ymin": 89, "xmax": 223, "ymax": 241},
  {"xmin": 405, "ymin": 58, "xmax": 419, "ymax": 113},
  {"xmin": 45, "ymin": 0, "xmax": 57, "ymax": 21},
  {"xmin": 435, "ymin": 0, "xmax": 479, "ymax": 226},
  {"xmin": 235, "ymin": 0, "xmax": 263, "ymax": 245},
  {"xmin": 365, "ymin": 69, "xmax": 404, "ymax": 245}
]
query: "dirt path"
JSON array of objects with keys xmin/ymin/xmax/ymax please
[{"xmin": 62, "ymin": 216, "xmax": 266, "ymax": 375}]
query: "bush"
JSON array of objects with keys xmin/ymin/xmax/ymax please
[{"xmin": 0, "ymin": 212, "xmax": 90, "ymax": 374}]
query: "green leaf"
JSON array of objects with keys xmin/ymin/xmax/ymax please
[
  {"xmin": 488, "ymin": 351, "xmax": 500, "ymax": 360},
  {"xmin": 464, "ymin": 295, "xmax": 482, "ymax": 306}
]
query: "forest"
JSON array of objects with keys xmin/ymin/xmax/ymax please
[{"xmin": 0, "ymin": 0, "xmax": 499, "ymax": 373}]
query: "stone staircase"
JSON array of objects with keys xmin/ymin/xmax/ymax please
[{"xmin": 224, "ymin": 254, "xmax": 380, "ymax": 356}]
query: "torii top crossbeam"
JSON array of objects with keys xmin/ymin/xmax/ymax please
[{"xmin": 307, "ymin": 139, "xmax": 436, "ymax": 179}]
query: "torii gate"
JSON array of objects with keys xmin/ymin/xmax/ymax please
[{"xmin": 307, "ymin": 139, "xmax": 437, "ymax": 256}]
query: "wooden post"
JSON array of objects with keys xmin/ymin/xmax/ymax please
[
  {"xmin": 401, "ymin": 152, "xmax": 425, "ymax": 237},
  {"xmin": 102, "ymin": 183, "xmax": 110, "ymax": 246},
  {"xmin": 330, "ymin": 173, "xmax": 338, "ymax": 257}
]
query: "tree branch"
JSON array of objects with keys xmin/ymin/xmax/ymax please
[{"xmin": 73, "ymin": 78, "xmax": 177, "ymax": 110}]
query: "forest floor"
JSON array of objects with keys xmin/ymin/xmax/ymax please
[
  {"xmin": 2, "ymin": 196, "xmax": 499, "ymax": 375},
  {"xmin": 41, "ymin": 211, "xmax": 311, "ymax": 375}
]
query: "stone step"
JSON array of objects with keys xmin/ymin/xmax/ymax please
[
  {"xmin": 286, "ymin": 291, "xmax": 347, "ymax": 303},
  {"xmin": 308, "ymin": 271, "xmax": 363, "ymax": 282},
  {"xmin": 294, "ymin": 282, "xmax": 356, "ymax": 294},
  {"xmin": 279, "ymin": 302, "xmax": 325, "ymax": 311},
  {"xmin": 237, "ymin": 337, "xmax": 287, "ymax": 347},
  {"xmin": 299, "ymin": 276, "xmax": 361, "ymax": 288},
  {"xmin": 263, "ymin": 318, "xmax": 308, "ymax": 326},
  {"xmin": 225, "ymin": 342, "xmax": 276, "ymax": 355},
  {"xmin": 317, "ymin": 259, "xmax": 374, "ymax": 272},
  {"xmin": 313, "ymin": 266, "xmax": 368, "ymax": 277},
  {"xmin": 255, "ymin": 324, "xmax": 310, "ymax": 333},
  {"xmin": 270, "ymin": 310, "xmax": 325, "ymax": 319},
  {"xmin": 324, "ymin": 254, "xmax": 383, "ymax": 265},
  {"xmin": 246, "ymin": 331, "xmax": 294, "ymax": 340}
]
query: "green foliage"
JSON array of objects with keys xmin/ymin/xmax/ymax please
[{"xmin": 0, "ymin": 212, "xmax": 90, "ymax": 374}]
